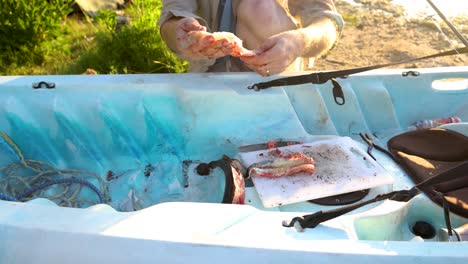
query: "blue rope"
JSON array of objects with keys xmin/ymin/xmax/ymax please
[
  {"xmin": 0, "ymin": 132, "xmax": 108, "ymax": 206},
  {"xmin": 0, "ymin": 178, "xmax": 105, "ymax": 204},
  {"xmin": 0, "ymin": 132, "xmax": 22, "ymax": 162},
  {"xmin": 0, "ymin": 193, "xmax": 17, "ymax": 202}
]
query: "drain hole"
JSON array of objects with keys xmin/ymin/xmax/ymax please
[{"xmin": 411, "ymin": 221, "xmax": 436, "ymax": 239}]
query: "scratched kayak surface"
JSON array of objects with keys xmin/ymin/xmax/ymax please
[{"xmin": 0, "ymin": 67, "xmax": 467, "ymax": 263}]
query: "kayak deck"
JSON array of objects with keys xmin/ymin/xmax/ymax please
[{"xmin": 0, "ymin": 67, "xmax": 467, "ymax": 263}]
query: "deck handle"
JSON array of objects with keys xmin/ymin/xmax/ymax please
[{"xmin": 32, "ymin": 81, "xmax": 56, "ymax": 89}]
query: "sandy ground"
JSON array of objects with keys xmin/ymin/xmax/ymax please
[{"xmin": 314, "ymin": 0, "xmax": 467, "ymax": 71}]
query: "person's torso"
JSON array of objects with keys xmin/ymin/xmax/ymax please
[{"xmin": 195, "ymin": 0, "xmax": 310, "ymax": 72}]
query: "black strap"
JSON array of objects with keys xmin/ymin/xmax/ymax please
[
  {"xmin": 208, "ymin": 158, "xmax": 236, "ymax": 204},
  {"xmin": 248, "ymin": 47, "xmax": 468, "ymax": 91},
  {"xmin": 283, "ymin": 189, "xmax": 418, "ymax": 229},
  {"xmin": 283, "ymin": 160, "xmax": 468, "ymax": 230},
  {"xmin": 434, "ymin": 191, "xmax": 454, "ymax": 236},
  {"xmin": 208, "ymin": 155, "xmax": 245, "ymax": 204},
  {"xmin": 416, "ymin": 160, "xmax": 468, "ymax": 191}
]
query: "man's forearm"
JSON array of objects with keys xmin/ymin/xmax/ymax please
[{"xmin": 295, "ymin": 17, "xmax": 339, "ymax": 58}]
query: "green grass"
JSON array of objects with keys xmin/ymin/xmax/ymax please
[
  {"xmin": 0, "ymin": 0, "xmax": 74, "ymax": 74},
  {"xmin": 1, "ymin": 18, "xmax": 94, "ymax": 75},
  {"xmin": 0, "ymin": 0, "xmax": 187, "ymax": 75}
]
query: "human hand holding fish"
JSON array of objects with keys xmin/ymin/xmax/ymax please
[
  {"xmin": 183, "ymin": 31, "xmax": 256, "ymax": 59},
  {"xmin": 241, "ymin": 31, "xmax": 304, "ymax": 76},
  {"xmin": 175, "ymin": 18, "xmax": 255, "ymax": 60}
]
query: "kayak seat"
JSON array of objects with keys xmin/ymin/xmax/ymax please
[{"xmin": 388, "ymin": 128, "xmax": 468, "ymax": 218}]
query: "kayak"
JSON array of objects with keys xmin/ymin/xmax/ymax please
[{"xmin": 0, "ymin": 66, "xmax": 467, "ymax": 263}]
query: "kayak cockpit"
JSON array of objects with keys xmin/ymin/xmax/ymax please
[{"xmin": 0, "ymin": 68, "xmax": 467, "ymax": 248}]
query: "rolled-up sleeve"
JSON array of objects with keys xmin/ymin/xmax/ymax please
[
  {"xmin": 158, "ymin": 0, "xmax": 209, "ymax": 28},
  {"xmin": 289, "ymin": 0, "xmax": 344, "ymax": 34}
]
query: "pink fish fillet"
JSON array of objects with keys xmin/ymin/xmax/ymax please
[
  {"xmin": 249, "ymin": 152, "xmax": 315, "ymax": 178},
  {"xmin": 184, "ymin": 31, "xmax": 256, "ymax": 57}
]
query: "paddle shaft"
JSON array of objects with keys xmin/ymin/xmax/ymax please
[{"xmin": 426, "ymin": 0, "xmax": 468, "ymax": 47}]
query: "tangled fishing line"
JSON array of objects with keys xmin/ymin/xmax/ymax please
[{"xmin": 0, "ymin": 132, "xmax": 109, "ymax": 207}]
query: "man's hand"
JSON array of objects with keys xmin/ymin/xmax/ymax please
[
  {"xmin": 241, "ymin": 31, "xmax": 304, "ymax": 76},
  {"xmin": 172, "ymin": 18, "xmax": 255, "ymax": 61},
  {"xmin": 173, "ymin": 17, "xmax": 213, "ymax": 60}
]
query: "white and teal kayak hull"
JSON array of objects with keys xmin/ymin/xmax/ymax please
[{"xmin": 0, "ymin": 66, "xmax": 467, "ymax": 263}]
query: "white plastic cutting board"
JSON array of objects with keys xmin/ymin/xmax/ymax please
[{"xmin": 239, "ymin": 137, "xmax": 394, "ymax": 208}]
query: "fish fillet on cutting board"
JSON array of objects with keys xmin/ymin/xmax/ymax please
[{"xmin": 239, "ymin": 137, "xmax": 394, "ymax": 208}]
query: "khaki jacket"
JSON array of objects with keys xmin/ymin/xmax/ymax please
[{"xmin": 159, "ymin": 0, "xmax": 343, "ymax": 72}]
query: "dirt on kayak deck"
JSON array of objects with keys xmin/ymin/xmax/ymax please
[{"xmin": 314, "ymin": 0, "xmax": 467, "ymax": 71}]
